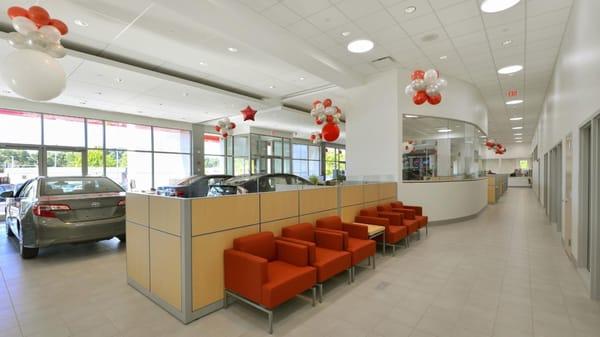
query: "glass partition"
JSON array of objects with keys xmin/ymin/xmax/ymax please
[{"xmin": 403, "ymin": 115, "xmax": 486, "ymax": 181}]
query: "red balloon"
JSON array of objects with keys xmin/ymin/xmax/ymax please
[
  {"xmin": 321, "ymin": 122, "xmax": 340, "ymax": 142},
  {"xmin": 427, "ymin": 94, "xmax": 442, "ymax": 105},
  {"xmin": 411, "ymin": 70, "xmax": 425, "ymax": 80},
  {"xmin": 215, "ymin": 125, "xmax": 221, "ymax": 132},
  {"xmin": 312, "ymin": 100, "xmax": 321, "ymax": 108},
  {"xmin": 323, "ymin": 98, "xmax": 332, "ymax": 108},
  {"xmin": 28, "ymin": 6, "xmax": 50, "ymax": 26},
  {"xmin": 316, "ymin": 118, "xmax": 324, "ymax": 125},
  {"xmin": 413, "ymin": 91, "xmax": 427, "ymax": 105},
  {"xmin": 50, "ymin": 18, "xmax": 69, "ymax": 35},
  {"xmin": 326, "ymin": 115, "xmax": 334, "ymax": 123},
  {"xmin": 7, "ymin": 6, "xmax": 28, "ymax": 19},
  {"xmin": 229, "ymin": 122, "xmax": 236, "ymax": 129}
]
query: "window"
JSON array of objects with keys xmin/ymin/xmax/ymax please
[
  {"xmin": 106, "ymin": 151, "xmax": 152, "ymax": 191},
  {"xmin": 87, "ymin": 119, "xmax": 104, "ymax": 149},
  {"xmin": 154, "ymin": 127, "xmax": 191, "ymax": 153},
  {"xmin": 154, "ymin": 153, "xmax": 191, "ymax": 187},
  {"xmin": 0, "ymin": 109, "xmax": 41, "ymax": 145},
  {"xmin": 41, "ymin": 177, "xmax": 122, "ymax": 195},
  {"xmin": 204, "ymin": 134, "xmax": 228, "ymax": 175},
  {"xmin": 105, "ymin": 122, "xmax": 152, "ymax": 151},
  {"xmin": 292, "ymin": 143, "xmax": 321, "ymax": 179},
  {"xmin": 46, "ymin": 150, "xmax": 83, "ymax": 177},
  {"xmin": 44, "ymin": 114, "xmax": 85, "ymax": 147},
  {"xmin": 325, "ymin": 147, "xmax": 345, "ymax": 180},
  {"xmin": 0, "ymin": 148, "xmax": 39, "ymax": 184}
]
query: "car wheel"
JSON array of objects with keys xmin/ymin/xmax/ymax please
[
  {"xmin": 20, "ymin": 242, "xmax": 38, "ymax": 259},
  {"xmin": 116, "ymin": 234, "xmax": 126, "ymax": 242}
]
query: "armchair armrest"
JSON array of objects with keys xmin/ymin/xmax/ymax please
[
  {"xmin": 315, "ymin": 230, "xmax": 344, "ymax": 251},
  {"xmin": 314, "ymin": 228, "xmax": 348, "ymax": 249},
  {"xmin": 224, "ymin": 249, "xmax": 268, "ymax": 303},
  {"xmin": 393, "ymin": 208, "xmax": 416, "ymax": 219},
  {"xmin": 403, "ymin": 205, "xmax": 423, "ymax": 216},
  {"xmin": 377, "ymin": 211, "xmax": 404, "ymax": 226},
  {"xmin": 275, "ymin": 240, "xmax": 310, "ymax": 267},
  {"xmin": 276, "ymin": 237, "xmax": 315, "ymax": 264},
  {"xmin": 341, "ymin": 222, "xmax": 369, "ymax": 240},
  {"xmin": 355, "ymin": 215, "xmax": 389, "ymax": 227}
]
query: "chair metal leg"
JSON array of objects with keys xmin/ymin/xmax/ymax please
[
  {"xmin": 367, "ymin": 256, "xmax": 371, "ymax": 266},
  {"xmin": 372, "ymin": 255, "xmax": 376, "ymax": 269},
  {"xmin": 268, "ymin": 310, "xmax": 273, "ymax": 334},
  {"xmin": 405, "ymin": 236, "xmax": 409, "ymax": 247},
  {"xmin": 426, "ymin": 225, "xmax": 428, "ymax": 236},
  {"xmin": 317, "ymin": 284, "xmax": 323, "ymax": 303},
  {"xmin": 312, "ymin": 287, "xmax": 317, "ymax": 307},
  {"xmin": 392, "ymin": 243, "xmax": 396, "ymax": 256}
]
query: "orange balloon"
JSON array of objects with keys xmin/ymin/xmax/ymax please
[
  {"xmin": 323, "ymin": 98, "xmax": 332, "ymax": 108},
  {"xmin": 7, "ymin": 6, "xmax": 28, "ymax": 19},
  {"xmin": 28, "ymin": 6, "xmax": 50, "ymax": 26},
  {"xmin": 50, "ymin": 18, "xmax": 68, "ymax": 35}
]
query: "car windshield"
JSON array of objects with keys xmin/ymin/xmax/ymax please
[
  {"xmin": 41, "ymin": 177, "xmax": 124, "ymax": 196},
  {"xmin": 174, "ymin": 176, "xmax": 200, "ymax": 186},
  {"xmin": 208, "ymin": 185, "xmax": 238, "ymax": 195}
]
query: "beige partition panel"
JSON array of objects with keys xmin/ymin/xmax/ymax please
[
  {"xmin": 261, "ymin": 217, "xmax": 299, "ymax": 236},
  {"xmin": 341, "ymin": 184, "xmax": 364, "ymax": 207},
  {"xmin": 149, "ymin": 197, "xmax": 182, "ymax": 236},
  {"xmin": 150, "ymin": 230, "xmax": 182, "ymax": 310},
  {"xmin": 126, "ymin": 221, "xmax": 149, "ymax": 290},
  {"xmin": 192, "ymin": 225, "xmax": 259, "ymax": 311},
  {"xmin": 340, "ymin": 204, "xmax": 363, "ymax": 223},
  {"xmin": 379, "ymin": 183, "xmax": 397, "ymax": 200},
  {"xmin": 364, "ymin": 184, "xmax": 379, "ymax": 203},
  {"xmin": 299, "ymin": 187, "xmax": 337, "ymax": 215},
  {"xmin": 299, "ymin": 209, "xmax": 338, "ymax": 224},
  {"xmin": 191, "ymin": 194, "xmax": 260, "ymax": 235},
  {"xmin": 126, "ymin": 193, "xmax": 149, "ymax": 225},
  {"xmin": 260, "ymin": 191, "xmax": 299, "ymax": 223}
]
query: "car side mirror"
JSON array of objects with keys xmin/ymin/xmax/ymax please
[{"xmin": 1, "ymin": 190, "xmax": 14, "ymax": 198}]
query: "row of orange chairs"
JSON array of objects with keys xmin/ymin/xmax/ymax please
[{"xmin": 223, "ymin": 201, "xmax": 428, "ymax": 333}]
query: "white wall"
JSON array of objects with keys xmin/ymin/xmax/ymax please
[
  {"xmin": 397, "ymin": 179, "xmax": 488, "ymax": 222},
  {"xmin": 531, "ymin": 0, "xmax": 600, "ymax": 264},
  {"xmin": 484, "ymin": 158, "xmax": 527, "ymax": 174}
]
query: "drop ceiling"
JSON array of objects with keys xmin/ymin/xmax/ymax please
[{"xmin": 0, "ymin": 0, "xmax": 573, "ymax": 145}]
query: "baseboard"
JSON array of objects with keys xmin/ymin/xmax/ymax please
[{"xmin": 429, "ymin": 205, "xmax": 487, "ymax": 226}]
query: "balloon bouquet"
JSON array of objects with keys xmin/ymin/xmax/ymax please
[
  {"xmin": 405, "ymin": 69, "xmax": 448, "ymax": 105},
  {"xmin": 214, "ymin": 118, "xmax": 236, "ymax": 138},
  {"xmin": 402, "ymin": 140, "xmax": 416, "ymax": 154},
  {"xmin": 309, "ymin": 132, "xmax": 322, "ymax": 144},
  {"xmin": 310, "ymin": 98, "xmax": 343, "ymax": 142},
  {"xmin": 485, "ymin": 139, "xmax": 506, "ymax": 155},
  {"xmin": 1, "ymin": 6, "xmax": 69, "ymax": 101}
]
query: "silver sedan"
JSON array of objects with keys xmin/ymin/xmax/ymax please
[{"xmin": 2, "ymin": 176, "xmax": 126, "ymax": 258}]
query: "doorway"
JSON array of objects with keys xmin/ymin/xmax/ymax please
[
  {"xmin": 579, "ymin": 123, "xmax": 592, "ymax": 274},
  {"xmin": 544, "ymin": 152, "xmax": 549, "ymax": 212},
  {"xmin": 548, "ymin": 143, "xmax": 563, "ymax": 232},
  {"xmin": 591, "ymin": 116, "xmax": 600, "ymax": 299},
  {"xmin": 564, "ymin": 134, "xmax": 574, "ymax": 256}
]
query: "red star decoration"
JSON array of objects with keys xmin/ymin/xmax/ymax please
[{"xmin": 241, "ymin": 105, "xmax": 257, "ymax": 121}]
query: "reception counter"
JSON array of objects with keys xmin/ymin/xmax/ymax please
[
  {"xmin": 125, "ymin": 182, "xmax": 397, "ymax": 323},
  {"xmin": 398, "ymin": 178, "xmax": 488, "ymax": 223}
]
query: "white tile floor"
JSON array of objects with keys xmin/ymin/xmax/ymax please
[{"xmin": 1, "ymin": 188, "xmax": 599, "ymax": 337}]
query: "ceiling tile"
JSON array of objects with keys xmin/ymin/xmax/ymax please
[
  {"xmin": 282, "ymin": 0, "xmax": 332, "ymax": 17},
  {"xmin": 263, "ymin": 3, "xmax": 302, "ymax": 27},
  {"xmin": 306, "ymin": 6, "xmax": 349, "ymax": 30},
  {"xmin": 335, "ymin": 0, "xmax": 383, "ymax": 20},
  {"xmin": 386, "ymin": 0, "xmax": 434, "ymax": 22},
  {"xmin": 401, "ymin": 13, "xmax": 442, "ymax": 35},
  {"xmin": 434, "ymin": 1, "xmax": 480, "ymax": 26},
  {"xmin": 355, "ymin": 10, "xmax": 399, "ymax": 33},
  {"xmin": 444, "ymin": 16, "xmax": 485, "ymax": 37},
  {"xmin": 286, "ymin": 20, "xmax": 322, "ymax": 39}
]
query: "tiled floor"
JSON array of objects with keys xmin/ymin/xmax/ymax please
[{"xmin": 1, "ymin": 188, "xmax": 599, "ymax": 337}]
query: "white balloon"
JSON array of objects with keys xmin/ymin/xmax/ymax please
[
  {"xmin": 310, "ymin": 108, "xmax": 318, "ymax": 117},
  {"xmin": 47, "ymin": 43, "xmax": 66, "ymax": 58},
  {"xmin": 315, "ymin": 103, "xmax": 324, "ymax": 113},
  {"xmin": 25, "ymin": 31, "xmax": 51, "ymax": 52},
  {"xmin": 7, "ymin": 32, "xmax": 26, "ymax": 49},
  {"xmin": 436, "ymin": 78, "xmax": 448, "ymax": 89},
  {"xmin": 39, "ymin": 25, "xmax": 62, "ymax": 43},
  {"xmin": 324, "ymin": 106, "xmax": 336, "ymax": 115},
  {"xmin": 0, "ymin": 49, "xmax": 66, "ymax": 101},
  {"xmin": 405, "ymin": 84, "xmax": 415, "ymax": 96},
  {"xmin": 12, "ymin": 17, "xmax": 38, "ymax": 35},
  {"xmin": 411, "ymin": 79, "xmax": 426, "ymax": 91},
  {"xmin": 426, "ymin": 84, "xmax": 439, "ymax": 97},
  {"xmin": 424, "ymin": 69, "xmax": 438, "ymax": 85}
]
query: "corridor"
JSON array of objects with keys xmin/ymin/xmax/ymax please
[{"xmin": 0, "ymin": 188, "xmax": 598, "ymax": 337}]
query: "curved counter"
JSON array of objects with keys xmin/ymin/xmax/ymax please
[{"xmin": 397, "ymin": 177, "xmax": 488, "ymax": 223}]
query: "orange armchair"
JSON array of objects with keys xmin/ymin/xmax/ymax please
[
  {"xmin": 224, "ymin": 232, "xmax": 317, "ymax": 334},
  {"xmin": 390, "ymin": 201, "xmax": 428, "ymax": 235},
  {"xmin": 315, "ymin": 216, "xmax": 376, "ymax": 280},
  {"xmin": 281, "ymin": 223, "xmax": 352, "ymax": 301},
  {"xmin": 377, "ymin": 204, "xmax": 420, "ymax": 237},
  {"xmin": 356, "ymin": 207, "xmax": 409, "ymax": 254}
]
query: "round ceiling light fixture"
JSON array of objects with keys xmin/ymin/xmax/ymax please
[
  {"xmin": 347, "ymin": 39, "xmax": 374, "ymax": 53},
  {"xmin": 480, "ymin": 0, "xmax": 521, "ymax": 13},
  {"xmin": 341, "ymin": 31, "xmax": 351, "ymax": 37},
  {"xmin": 498, "ymin": 64, "xmax": 523, "ymax": 74},
  {"xmin": 506, "ymin": 99, "xmax": 523, "ymax": 105},
  {"xmin": 405, "ymin": 6, "xmax": 417, "ymax": 14}
]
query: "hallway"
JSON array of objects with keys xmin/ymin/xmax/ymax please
[{"xmin": 0, "ymin": 188, "xmax": 598, "ymax": 337}]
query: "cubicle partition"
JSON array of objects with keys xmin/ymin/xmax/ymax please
[
  {"xmin": 125, "ymin": 182, "xmax": 397, "ymax": 323},
  {"xmin": 488, "ymin": 174, "xmax": 509, "ymax": 204}
]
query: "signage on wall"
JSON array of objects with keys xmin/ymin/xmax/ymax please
[{"xmin": 507, "ymin": 89, "xmax": 518, "ymax": 97}]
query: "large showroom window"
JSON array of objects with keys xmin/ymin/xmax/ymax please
[
  {"xmin": 325, "ymin": 146, "xmax": 346, "ymax": 180},
  {"xmin": 292, "ymin": 143, "xmax": 321, "ymax": 179},
  {"xmin": 402, "ymin": 115, "xmax": 486, "ymax": 181},
  {"xmin": 204, "ymin": 134, "xmax": 227, "ymax": 175},
  {"xmin": 0, "ymin": 108, "xmax": 191, "ymax": 193}
]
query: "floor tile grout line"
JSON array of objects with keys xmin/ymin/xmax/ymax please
[{"xmin": 0, "ymin": 263, "xmax": 24, "ymax": 337}]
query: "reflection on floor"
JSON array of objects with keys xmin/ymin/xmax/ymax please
[{"xmin": 1, "ymin": 189, "xmax": 599, "ymax": 337}]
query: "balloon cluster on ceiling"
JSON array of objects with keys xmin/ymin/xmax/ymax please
[
  {"xmin": 405, "ymin": 69, "xmax": 448, "ymax": 105},
  {"xmin": 1, "ymin": 6, "xmax": 69, "ymax": 101},
  {"xmin": 309, "ymin": 132, "xmax": 322, "ymax": 144},
  {"xmin": 214, "ymin": 118, "xmax": 236, "ymax": 138},
  {"xmin": 485, "ymin": 139, "xmax": 507, "ymax": 155},
  {"xmin": 310, "ymin": 98, "xmax": 343, "ymax": 142},
  {"xmin": 402, "ymin": 140, "xmax": 416, "ymax": 154}
]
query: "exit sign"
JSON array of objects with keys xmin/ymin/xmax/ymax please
[{"xmin": 507, "ymin": 89, "xmax": 519, "ymax": 97}]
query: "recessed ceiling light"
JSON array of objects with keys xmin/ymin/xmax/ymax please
[
  {"xmin": 512, "ymin": 126, "xmax": 523, "ymax": 130},
  {"xmin": 227, "ymin": 47, "xmax": 238, "ymax": 52},
  {"xmin": 299, "ymin": 76, "xmax": 305, "ymax": 81},
  {"xmin": 347, "ymin": 39, "xmax": 374, "ymax": 53},
  {"xmin": 439, "ymin": 55, "xmax": 448, "ymax": 60},
  {"xmin": 502, "ymin": 39, "xmax": 512, "ymax": 46},
  {"xmin": 182, "ymin": 92, "xmax": 189, "ymax": 97},
  {"xmin": 480, "ymin": 0, "xmax": 521, "ymax": 13},
  {"xmin": 74, "ymin": 19, "xmax": 88, "ymax": 27},
  {"xmin": 506, "ymin": 99, "xmax": 523, "ymax": 105},
  {"xmin": 516, "ymin": 140, "xmax": 523, "ymax": 143},
  {"xmin": 405, "ymin": 6, "xmax": 417, "ymax": 14},
  {"xmin": 498, "ymin": 65, "xmax": 523, "ymax": 74},
  {"xmin": 115, "ymin": 77, "xmax": 124, "ymax": 84},
  {"xmin": 405, "ymin": 115, "xmax": 419, "ymax": 118},
  {"xmin": 480, "ymin": 135, "xmax": 487, "ymax": 138},
  {"xmin": 341, "ymin": 31, "xmax": 351, "ymax": 37},
  {"xmin": 269, "ymin": 85, "xmax": 276, "ymax": 89},
  {"xmin": 514, "ymin": 133, "xmax": 523, "ymax": 136},
  {"xmin": 509, "ymin": 117, "xmax": 523, "ymax": 121},
  {"xmin": 199, "ymin": 61, "xmax": 207, "ymax": 66},
  {"xmin": 438, "ymin": 128, "xmax": 452, "ymax": 133}
]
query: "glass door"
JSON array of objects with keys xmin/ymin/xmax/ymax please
[
  {"xmin": 45, "ymin": 148, "xmax": 84, "ymax": 177},
  {"xmin": 0, "ymin": 147, "xmax": 40, "ymax": 220}
]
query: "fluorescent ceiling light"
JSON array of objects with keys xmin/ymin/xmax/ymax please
[
  {"xmin": 438, "ymin": 129, "xmax": 452, "ymax": 133},
  {"xmin": 439, "ymin": 55, "xmax": 448, "ymax": 60},
  {"xmin": 347, "ymin": 39, "xmax": 374, "ymax": 53},
  {"xmin": 405, "ymin": 115, "xmax": 419, "ymax": 118},
  {"xmin": 480, "ymin": 135, "xmax": 487, "ymax": 138},
  {"xmin": 341, "ymin": 31, "xmax": 351, "ymax": 37},
  {"xmin": 514, "ymin": 137, "xmax": 522, "ymax": 140},
  {"xmin": 502, "ymin": 39, "xmax": 512, "ymax": 46},
  {"xmin": 299, "ymin": 77, "xmax": 305, "ymax": 81},
  {"xmin": 480, "ymin": 0, "xmax": 521, "ymax": 13},
  {"xmin": 74, "ymin": 19, "xmax": 88, "ymax": 27},
  {"xmin": 514, "ymin": 133, "xmax": 523, "ymax": 136},
  {"xmin": 506, "ymin": 99, "xmax": 523, "ymax": 105},
  {"xmin": 509, "ymin": 117, "xmax": 523, "ymax": 121},
  {"xmin": 227, "ymin": 47, "xmax": 238, "ymax": 52},
  {"xmin": 512, "ymin": 126, "xmax": 523, "ymax": 130},
  {"xmin": 516, "ymin": 140, "xmax": 523, "ymax": 143},
  {"xmin": 405, "ymin": 6, "xmax": 417, "ymax": 14},
  {"xmin": 498, "ymin": 65, "xmax": 523, "ymax": 74}
]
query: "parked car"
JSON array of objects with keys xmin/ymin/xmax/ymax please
[
  {"xmin": 2, "ymin": 176, "xmax": 126, "ymax": 259},
  {"xmin": 0, "ymin": 184, "xmax": 16, "ymax": 202},
  {"xmin": 156, "ymin": 174, "xmax": 232, "ymax": 198},
  {"xmin": 207, "ymin": 173, "xmax": 310, "ymax": 196}
]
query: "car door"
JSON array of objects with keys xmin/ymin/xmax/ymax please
[{"xmin": 6, "ymin": 179, "xmax": 34, "ymax": 239}]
